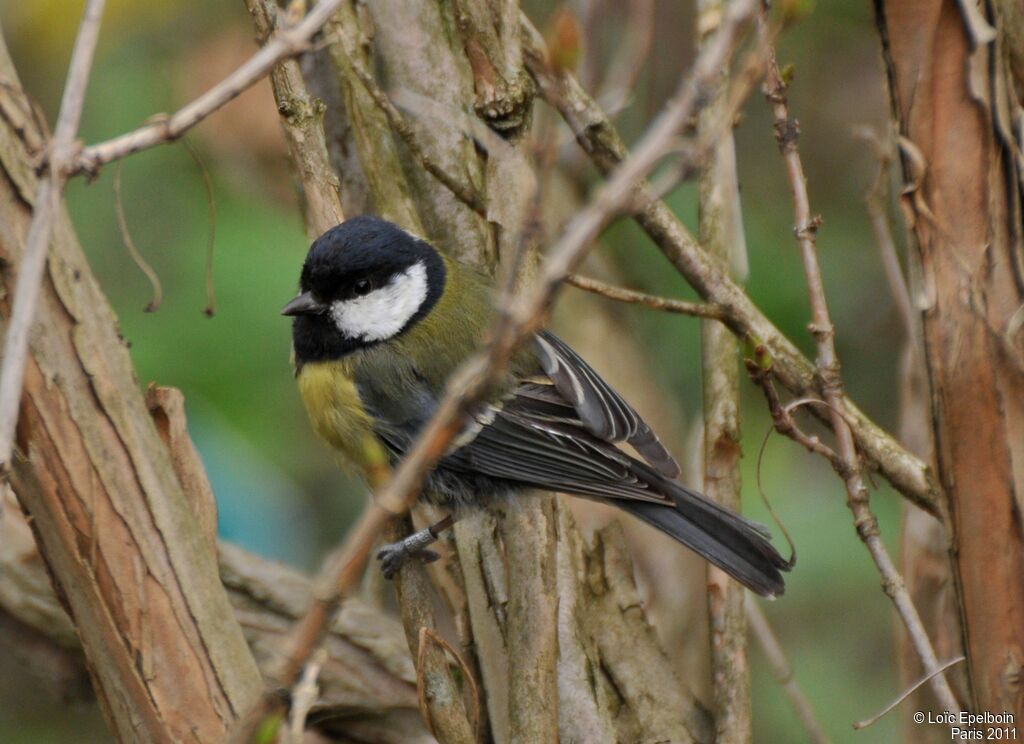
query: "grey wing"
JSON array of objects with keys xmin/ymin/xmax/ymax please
[
  {"xmin": 371, "ymin": 367, "xmax": 790, "ymax": 597},
  {"xmin": 533, "ymin": 330, "xmax": 680, "ymax": 477},
  {"xmin": 441, "ymin": 381, "xmax": 672, "ymax": 505},
  {"xmin": 440, "ymin": 385, "xmax": 791, "ymax": 598}
]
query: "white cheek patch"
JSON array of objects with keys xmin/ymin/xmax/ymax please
[{"xmin": 330, "ymin": 261, "xmax": 429, "ymax": 342}]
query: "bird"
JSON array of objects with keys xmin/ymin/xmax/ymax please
[{"xmin": 283, "ymin": 215, "xmax": 792, "ymax": 597}]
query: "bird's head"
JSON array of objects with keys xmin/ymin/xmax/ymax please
[{"xmin": 284, "ymin": 216, "xmax": 447, "ymax": 364}]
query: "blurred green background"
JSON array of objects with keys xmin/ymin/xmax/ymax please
[{"xmin": 1, "ymin": 1, "xmax": 908, "ymax": 741}]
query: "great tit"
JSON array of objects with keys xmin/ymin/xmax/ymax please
[{"xmin": 284, "ymin": 216, "xmax": 791, "ymax": 597}]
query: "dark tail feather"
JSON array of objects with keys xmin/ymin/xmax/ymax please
[{"xmin": 618, "ymin": 466, "xmax": 792, "ymax": 598}]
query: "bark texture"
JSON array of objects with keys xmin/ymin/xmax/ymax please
[
  {"xmin": 0, "ymin": 487, "xmax": 434, "ymax": 742},
  {"xmin": 875, "ymin": 0, "xmax": 1024, "ymax": 718},
  {"xmin": 697, "ymin": 0, "xmax": 752, "ymax": 738},
  {"xmin": 0, "ymin": 30, "xmax": 262, "ymax": 743}
]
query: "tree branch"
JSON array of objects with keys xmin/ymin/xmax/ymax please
[
  {"xmin": 521, "ymin": 13, "xmax": 942, "ymax": 517},
  {"xmin": 760, "ymin": 30, "xmax": 960, "ymax": 717},
  {"xmin": 566, "ymin": 273, "xmax": 727, "ymax": 320},
  {"xmin": 0, "ymin": 34, "xmax": 263, "ymax": 740},
  {"xmin": 0, "ymin": 491, "xmax": 431, "ymax": 741},
  {"xmin": 696, "ymin": 0, "xmax": 751, "ymax": 737},
  {"xmin": 746, "ymin": 602, "xmax": 831, "ymax": 744},
  {"xmin": 69, "ymin": 0, "xmax": 344, "ymax": 177},
  {"xmin": 0, "ymin": 0, "xmax": 105, "ymax": 473}
]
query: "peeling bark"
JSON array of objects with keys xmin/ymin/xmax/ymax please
[
  {"xmin": 875, "ymin": 0, "xmax": 1024, "ymax": 719},
  {"xmin": 0, "ymin": 488, "xmax": 434, "ymax": 741},
  {"xmin": 0, "ymin": 31, "xmax": 262, "ymax": 743}
]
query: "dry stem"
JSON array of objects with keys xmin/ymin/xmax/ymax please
[
  {"xmin": 760, "ymin": 33, "xmax": 960, "ymax": 716},
  {"xmin": 697, "ymin": 0, "xmax": 751, "ymax": 736},
  {"xmin": 521, "ymin": 14, "xmax": 941, "ymax": 516},
  {"xmin": 746, "ymin": 602, "xmax": 831, "ymax": 744},
  {"xmin": 70, "ymin": 0, "xmax": 344, "ymax": 176},
  {"xmin": 566, "ymin": 273, "xmax": 727, "ymax": 320},
  {"xmin": 0, "ymin": 0, "xmax": 106, "ymax": 472}
]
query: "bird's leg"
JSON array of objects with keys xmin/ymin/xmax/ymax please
[{"xmin": 376, "ymin": 514, "xmax": 455, "ymax": 578}]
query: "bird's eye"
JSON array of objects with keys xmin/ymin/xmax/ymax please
[{"xmin": 353, "ymin": 278, "xmax": 372, "ymax": 296}]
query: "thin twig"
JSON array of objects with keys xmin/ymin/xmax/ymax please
[
  {"xmin": 853, "ymin": 656, "xmax": 966, "ymax": 730},
  {"xmin": 761, "ymin": 23, "xmax": 961, "ymax": 717},
  {"xmin": 113, "ymin": 162, "xmax": 163, "ymax": 312},
  {"xmin": 0, "ymin": 0, "xmax": 107, "ymax": 473},
  {"xmin": 69, "ymin": 0, "xmax": 344, "ymax": 176},
  {"xmin": 522, "ymin": 13, "xmax": 942, "ymax": 515},
  {"xmin": 746, "ymin": 361, "xmax": 846, "ymax": 471},
  {"xmin": 566, "ymin": 274, "xmax": 727, "ymax": 320},
  {"xmin": 227, "ymin": 3, "xmax": 760, "ymax": 736},
  {"xmin": 181, "ymin": 138, "xmax": 217, "ymax": 316},
  {"xmin": 746, "ymin": 602, "xmax": 832, "ymax": 744},
  {"xmin": 854, "ymin": 127, "xmax": 915, "ymax": 344},
  {"xmin": 287, "ymin": 648, "xmax": 326, "ymax": 744},
  {"xmin": 415, "ymin": 626, "xmax": 482, "ymax": 740}
]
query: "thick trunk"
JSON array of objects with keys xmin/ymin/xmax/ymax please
[
  {"xmin": 0, "ymin": 486, "xmax": 437, "ymax": 742},
  {"xmin": 875, "ymin": 0, "xmax": 1024, "ymax": 718},
  {"xmin": 0, "ymin": 29, "xmax": 262, "ymax": 743}
]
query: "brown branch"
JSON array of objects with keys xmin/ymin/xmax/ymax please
[
  {"xmin": 746, "ymin": 602, "xmax": 831, "ymax": 744},
  {"xmin": 0, "ymin": 38, "xmax": 264, "ymax": 740},
  {"xmin": 746, "ymin": 362, "xmax": 847, "ymax": 471},
  {"xmin": 245, "ymin": 0, "xmax": 345, "ymax": 238},
  {"xmin": 229, "ymin": 2, "xmax": 760, "ymax": 735},
  {"xmin": 760, "ymin": 31, "xmax": 961, "ymax": 716},
  {"xmin": 113, "ymin": 162, "xmax": 164, "ymax": 312},
  {"xmin": 696, "ymin": 0, "xmax": 751, "ymax": 738},
  {"xmin": 566, "ymin": 273, "xmax": 727, "ymax": 320},
  {"xmin": 0, "ymin": 494, "xmax": 428, "ymax": 740},
  {"xmin": 521, "ymin": 13, "xmax": 942, "ymax": 517},
  {"xmin": 69, "ymin": 0, "xmax": 344, "ymax": 177},
  {"xmin": 0, "ymin": 0, "xmax": 106, "ymax": 472}
]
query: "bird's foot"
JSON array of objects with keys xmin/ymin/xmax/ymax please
[{"xmin": 376, "ymin": 528, "xmax": 441, "ymax": 579}]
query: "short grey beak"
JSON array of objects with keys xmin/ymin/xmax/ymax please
[{"xmin": 281, "ymin": 292, "xmax": 326, "ymax": 317}]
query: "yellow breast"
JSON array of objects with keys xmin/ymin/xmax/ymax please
[{"xmin": 296, "ymin": 360, "xmax": 389, "ymax": 479}]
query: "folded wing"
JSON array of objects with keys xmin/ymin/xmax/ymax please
[{"xmin": 534, "ymin": 331, "xmax": 681, "ymax": 478}]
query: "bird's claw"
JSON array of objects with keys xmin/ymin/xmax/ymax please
[{"xmin": 376, "ymin": 542, "xmax": 441, "ymax": 578}]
